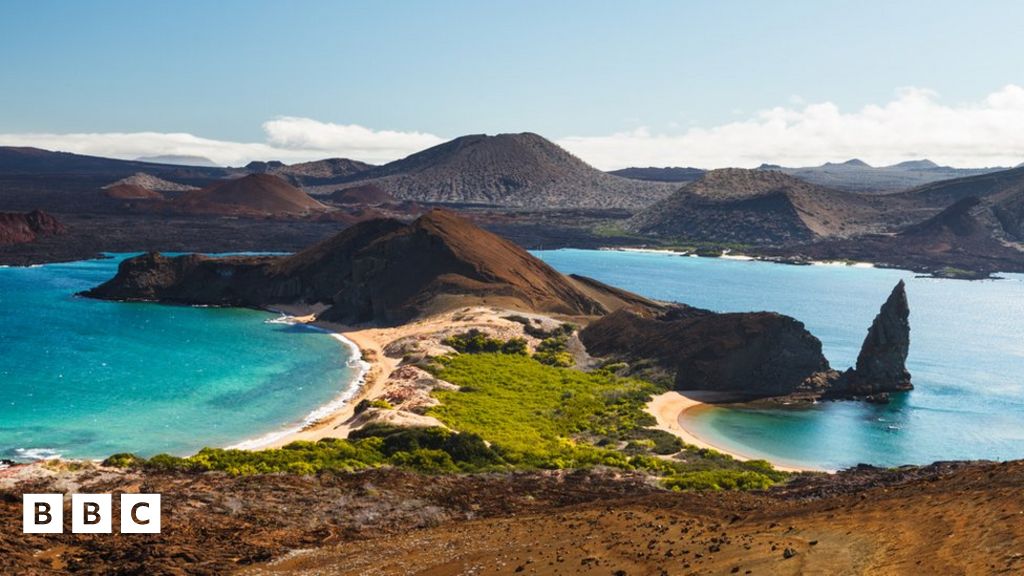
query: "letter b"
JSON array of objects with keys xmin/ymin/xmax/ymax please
[
  {"xmin": 72, "ymin": 494, "xmax": 111, "ymax": 533},
  {"xmin": 23, "ymin": 494, "xmax": 63, "ymax": 534}
]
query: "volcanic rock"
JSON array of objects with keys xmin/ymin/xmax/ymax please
[
  {"xmin": 838, "ymin": 280, "xmax": 912, "ymax": 395},
  {"xmin": 0, "ymin": 210, "xmax": 66, "ymax": 245},
  {"xmin": 83, "ymin": 209, "xmax": 657, "ymax": 324},
  {"xmin": 579, "ymin": 305, "xmax": 830, "ymax": 396}
]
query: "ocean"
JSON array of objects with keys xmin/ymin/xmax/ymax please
[
  {"xmin": 535, "ymin": 249, "xmax": 1024, "ymax": 470},
  {"xmin": 0, "ymin": 255, "xmax": 361, "ymax": 462}
]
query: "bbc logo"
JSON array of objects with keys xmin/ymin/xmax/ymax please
[{"xmin": 23, "ymin": 494, "xmax": 161, "ymax": 534}]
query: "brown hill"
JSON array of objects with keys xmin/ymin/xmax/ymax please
[
  {"xmin": 102, "ymin": 183, "xmax": 165, "ymax": 200},
  {"xmin": 330, "ymin": 133, "xmax": 676, "ymax": 209},
  {"xmin": 172, "ymin": 174, "xmax": 329, "ymax": 217},
  {"xmin": 0, "ymin": 209, "xmax": 66, "ymax": 245},
  {"xmin": 325, "ymin": 184, "xmax": 395, "ymax": 205},
  {"xmin": 628, "ymin": 169, "xmax": 883, "ymax": 246},
  {"xmin": 84, "ymin": 209, "xmax": 658, "ymax": 324}
]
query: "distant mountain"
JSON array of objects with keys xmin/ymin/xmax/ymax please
[
  {"xmin": 329, "ymin": 133, "xmax": 676, "ymax": 209},
  {"xmin": 758, "ymin": 159, "xmax": 1008, "ymax": 193},
  {"xmin": 0, "ymin": 147, "xmax": 228, "ymax": 179},
  {"xmin": 608, "ymin": 166, "xmax": 706, "ymax": 183},
  {"xmin": 172, "ymin": 174, "xmax": 329, "ymax": 217},
  {"xmin": 136, "ymin": 155, "xmax": 221, "ymax": 167},
  {"xmin": 243, "ymin": 158, "xmax": 375, "ymax": 187},
  {"xmin": 628, "ymin": 169, "xmax": 883, "ymax": 245}
]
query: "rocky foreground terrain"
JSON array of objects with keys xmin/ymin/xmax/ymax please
[{"xmin": 2, "ymin": 459, "xmax": 1021, "ymax": 575}]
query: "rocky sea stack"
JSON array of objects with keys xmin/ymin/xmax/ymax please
[{"xmin": 835, "ymin": 280, "xmax": 912, "ymax": 397}]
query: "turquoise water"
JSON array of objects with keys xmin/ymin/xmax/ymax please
[
  {"xmin": 0, "ymin": 255, "xmax": 359, "ymax": 461},
  {"xmin": 535, "ymin": 249, "xmax": 1024, "ymax": 470}
]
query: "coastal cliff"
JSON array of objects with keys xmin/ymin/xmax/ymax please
[
  {"xmin": 580, "ymin": 305, "xmax": 830, "ymax": 396},
  {"xmin": 581, "ymin": 281, "xmax": 912, "ymax": 400}
]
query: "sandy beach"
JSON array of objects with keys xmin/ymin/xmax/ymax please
[
  {"xmin": 249, "ymin": 306, "xmax": 542, "ymax": 449},
  {"xmin": 647, "ymin": 391, "xmax": 819, "ymax": 473}
]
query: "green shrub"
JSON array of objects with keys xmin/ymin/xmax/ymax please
[
  {"xmin": 444, "ymin": 330, "xmax": 528, "ymax": 355},
  {"xmin": 103, "ymin": 453, "xmax": 145, "ymax": 468},
  {"xmin": 663, "ymin": 469, "xmax": 776, "ymax": 491}
]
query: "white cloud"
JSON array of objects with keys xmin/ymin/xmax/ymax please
[
  {"xmin": 556, "ymin": 85, "xmax": 1024, "ymax": 170},
  {"xmin": 2, "ymin": 87, "xmax": 1024, "ymax": 170},
  {"xmin": 0, "ymin": 119, "xmax": 444, "ymax": 167}
]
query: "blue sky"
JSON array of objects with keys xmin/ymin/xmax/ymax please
[{"xmin": 2, "ymin": 0, "xmax": 1023, "ymax": 168}]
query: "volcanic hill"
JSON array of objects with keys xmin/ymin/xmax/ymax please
[
  {"xmin": 329, "ymin": 133, "xmax": 676, "ymax": 209},
  {"xmin": 628, "ymin": 169, "xmax": 883, "ymax": 245},
  {"xmin": 171, "ymin": 174, "xmax": 330, "ymax": 217},
  {"xmin": 84, "ymin": 209, "xmax": 660, "ymax": 324}
]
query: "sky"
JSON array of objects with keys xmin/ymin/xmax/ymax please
[{"xmin": 1, "ymin": 0, "xmax": 1023, "ymax": 169}]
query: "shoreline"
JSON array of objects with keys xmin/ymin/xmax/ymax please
[
  {"xmin": 226, "ymin": 310, "xmax": 373, "ymax": 450},
  {"xmin": 227, "ymin": 305, "xmax": 390, "ymax": 450},
  {"xmin": 647, "ymin": 391, "xmax": 824, "ymax": 474}
]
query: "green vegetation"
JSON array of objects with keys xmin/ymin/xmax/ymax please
[
  {"xmin": 533, "ymin": 334, "xmax": 574, "ymax": 367},
  {"xmin": 933, "ymin": 266, "xmax": 983, "ymax": 280},
  {"xmin": 103, "ymin": 425, "xmax": 504, "ymax": 476},
  {"xmin": 427, "ymin": 352, "xmax": 788, "ymax": 488},
  {"xmin": 354, "ymin": 398, "xmax": 394, "ymax": 413},
  {"xmin": 105, "ymin": 338, "xmax": 791, "ymax": 491},
  {"xmin": 443, "ymin": 329, "xmax": 528, "ymax": 355}
]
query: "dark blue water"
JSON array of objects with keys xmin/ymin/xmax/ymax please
[
  {"xmin": 0, "ymin": 255, "xmax": 361, "ymax": 461},
  {"xmin": 535, "ymin": 249, "xmax": 1024, "ymax": 470}
]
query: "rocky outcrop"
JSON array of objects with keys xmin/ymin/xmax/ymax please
[
  {"xmin": 580, "ymin": 281, "xmax": 912, "ymax": 401},
  {"xmin": 580, "ymin": 305, "xmax": 831, "ymax": 396},
  {"xmin": 83, "ymin": 210, "xmax": 660, "ymax": 324},
  {"xmin": 0, "ymin": 210, "xmax": 66, "ymax": 245},
  {"xmin": 833, "ymin": 280, "xmax": 912, "ymax": 396}
]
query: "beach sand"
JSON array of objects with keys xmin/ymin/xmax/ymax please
[
  {"xmin": 255, "ymin": 306, "xmax": 539, "ymax": 449},
  {"xmin": 647, "ymin": 391, "xmax": 819, "ymax": 473}
]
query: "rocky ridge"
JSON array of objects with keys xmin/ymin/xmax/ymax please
[{"xmin": 0, "ymin": 210, "xmax": 66, "ymax": 245}]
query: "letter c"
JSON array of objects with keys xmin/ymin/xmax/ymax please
[{"xmin": 131, "ymin": 502, "xmax": 150, "ymax": 525}]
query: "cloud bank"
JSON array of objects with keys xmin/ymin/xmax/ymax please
[
  {"xmin": 0, "ymin": 119, "xmax": 444, "ymax": 167},
  {"xmin": 1, "ymin": 87, "xmax": 1022, "ymax": 169},
  {"xmin": 559, "ymin": 85, "xmax": 1024, "ymax": 170}
]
